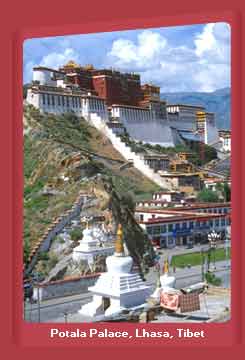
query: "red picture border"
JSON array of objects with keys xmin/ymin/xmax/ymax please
[{"xmin": 1, "ymin": 0, "xmax": 244, "ymax": 358}]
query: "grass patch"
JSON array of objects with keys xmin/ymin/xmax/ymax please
[{"xmin": 171, "ymin": 247, "xmax": 230, "ymax": 268}]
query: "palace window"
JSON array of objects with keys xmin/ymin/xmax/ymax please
[
  {"xmin": 160, "ymin": 236, "xmax": 167, "ymax": 247},
  {"xmin": 153, "ymin": 226, "xmax": 161, "ymax": 235},
  {"xmin": 160, "ymin": 225, "xmax": 167, "ymax": 233},
  {"xmin": 47, "ymin": 94, "xmax": 50, "ymax": 106},
  {"xmin": 62, "ymin": 96, "xmax": 65, "ymax": 106},
  {"xmin": 168, "ymin": 224, "xmax": 173, "ymax": 232},
  {"xmin": 42, "ymin": 93, "xmax": 46, "ymax": 105},
  {"xmin": 147, "ymin": 227, "xmax": 153, "ymax": 235},
  {"xmin": 167, "ymin": 236, "xmax": 174, "ymax": 245},
  {"xmin": 57, "ymin": 95, "xmax": 61, "ymax": 106},
  {"xmin": 215, "ymin": 219, "xmax": 220, "ymax": 226}
]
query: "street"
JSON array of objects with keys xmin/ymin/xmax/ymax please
[
  {"xmin": 24, "ymin": 292, "xmax": 92, "ymax": 323},
  {"xmin": 24, "ymin": 259, "xmax": 230, "ymax": 323}
]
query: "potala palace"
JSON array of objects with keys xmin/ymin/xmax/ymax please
[{"xmin": 26, "ymin": 61, "xmax": 220, "ymax": 148}]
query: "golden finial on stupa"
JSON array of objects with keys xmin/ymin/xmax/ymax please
[
  {"xmin": 163, "ymin": 260, "xmax": 169, "ymax": 274},
  {"xmin": 115, "ymin": 224, "xmax": 124, "ymax": 255}
]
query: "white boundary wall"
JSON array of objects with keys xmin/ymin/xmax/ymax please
[{"xmin": 86, "ymin": 113, "xmax": 172, "ymax": 190}]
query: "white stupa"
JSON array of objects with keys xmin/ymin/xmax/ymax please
[
  {"xmin": 160, "ymin": 261, "xmax": 176, "ymax": 291},
  {"xmin": 72, "ymin": 225, "xmax": 114, "ymax": 263},
  {"xmin": 149, "ymin": 261, "xmax": 176, "ymax": 303},
  {"xmin": 79, "ymin": 224, "xmax": 151, "ymax": 317}
]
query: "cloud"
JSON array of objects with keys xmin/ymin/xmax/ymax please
[
  {"xmin": 107, "ymin": 30, "xmax": 168, "ymax": 71},
  {"xmin": 23, "ymin": 23, "xmax": 230, "ymax": 92},
  {"xmin": 195, "ymin": 23, "xmax": 230, "ymax": 64},
  {"xmin": 106, "ymin": 23, "xmax": 230, "ymax": 92},
  {"xmin": 40, "ymin": 48, "xmax": 80, "ymax": 68},
  {"xmin": 23, "ymin": 46, "xmax": 80, "ymax": 83}
]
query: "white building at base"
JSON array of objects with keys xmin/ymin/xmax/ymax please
[{"xmin": 79, "ymin": 224, "xmax": 151, "ymax": 317}]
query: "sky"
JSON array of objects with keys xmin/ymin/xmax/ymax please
[{"xmin": 23, "ymin": 22, "xmax": 231, "ymax": 93}]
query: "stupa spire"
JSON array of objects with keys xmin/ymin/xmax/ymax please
[
  {"xmin": 115, "ymin": 224, "xmax": 124, "ymax": 256},
  {"xmin": 163, "ymin": 260, "xmax": 169, "ymax": 274}
]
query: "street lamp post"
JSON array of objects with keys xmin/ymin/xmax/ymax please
[
  {"xmin": 200, "ymin": 248, "xmax": 205, "ymax": 281},
  {"xmin": 224, "ymin": 217, "xmax": 231, "ymax": 268},
  {"xmin": 37, "ymin": 285, "xmax": 41, "ymax": 323},
  {"xmin": 63, "ymin": 311, "xmax": 68, "ymax": 323},
  {"xmin": 208, "ymin": 230, "xmax": 220, "ymax": 271}
]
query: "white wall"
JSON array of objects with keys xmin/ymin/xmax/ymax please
[
  {"xmin": 33, "ymin": 69, "xmax": 56, "ymax": 86},
  {"xmin": 86, "ymin": 112, "xmax": 173, "ymax": 189}
]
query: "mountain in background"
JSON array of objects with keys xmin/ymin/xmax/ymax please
[{"xmin": 161, "ymin": 87, "xmax": 231, "ymax": 130}]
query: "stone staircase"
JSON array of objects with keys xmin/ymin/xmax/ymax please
[{"xmin": 86, "ymin": 113, "xmax": 171, "ymax": 189}]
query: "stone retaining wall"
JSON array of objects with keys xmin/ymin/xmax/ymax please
[{"xmin": 33, "ymin": 273, "xmax": 100, "ymax": 301}]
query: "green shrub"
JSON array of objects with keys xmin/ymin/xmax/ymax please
[
  {"xmin": 57, "ymin": 236, "xmax": 65, "ymax": 244},
  {"xmin": 48, "ymin": 253, "xmax": 59, "ymax": 268},
  {"xmin": 38, "ymin": 252, "xmax": 49, "ymax": 261},
  {"xmin": 70, "ymin": 228, "xmax": 83, "ymax": 241},
  {"xmin": 197, "ymin": 189, "xmax": 220, "ymax": 203},
  {"xmin": 205, "ymin": 272, "xmax": 222, "ymax": 286}
]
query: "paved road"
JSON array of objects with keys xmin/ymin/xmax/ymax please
[
  {"xmin": 24, "ymin": 260, "xmax": 230, "ymax": 323},
  {"xmin": 24, "ymin": 292, "xmax": 92, "ymax": 323}
]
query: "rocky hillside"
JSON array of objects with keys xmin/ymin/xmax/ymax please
[{"xmin": 24, "ymin": 105, "xmax": 159, "ymax": 268}]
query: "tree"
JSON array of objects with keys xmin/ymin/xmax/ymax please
[
  {"xmin": 121, "ymin": 191, "xmax": 136, "ymax": 213},
  {"xmin": 223, "ymin": 182, "xmax": 231, "ymax": 202},
  {"xmin": 23, "ymin": 84, "xmax": 29, "ymax": 99},
  {"xmin": 197, "ymin": 189, "xmax": 220, "ymax": 203},
  {"xmin": 215, "ymin": 182, "xmax": 231, "ymax": 202}
]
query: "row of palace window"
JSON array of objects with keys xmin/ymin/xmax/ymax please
[
  {"xmin": 116, "ymin": 107, "xmax": 153, "ymax": 121},
  {"xmin": 146, "ymin": 218, "xmax": 230, "ymax": 235},
  {"xmin": 196, "ymin": 208, "xmax": 229, "ymax": 214},
  {"xmin": 41, "ymin": 93, "xmax": 81, "ymax": 108},
  {"xmin": 41, "ymin": 93, "xmax": 106, "ymax": 112},
  {"xmin": 87, "ymin": 98, "xmax": 105, "ymax": 111}
]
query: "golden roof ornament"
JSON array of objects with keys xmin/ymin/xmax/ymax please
[
  {"xmin": 84, "ymin": 64, "xmax": 94, "ymax": 70},
  {"xmin": 115, "ymin": 224, "xmax": 124, "ymax": 255},
  {"xmin": 65, "ymin": 60, "xmax": 79, "ymax": 68}
]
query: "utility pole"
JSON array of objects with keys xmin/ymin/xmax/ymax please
[
  {"xmin": 37, "ymin": 285, "xmax": 41, "ymax": 323},
  {"xmin": 208, "ymin": 230, "xmax": 219, "ymax": 271},
  {"xmin": 63, "ymin": 311, "xmax": 68, "ymax": 323},
  {"xmin": 201, "ymin": 248, "xmax": 205, "ymax": 281}
]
